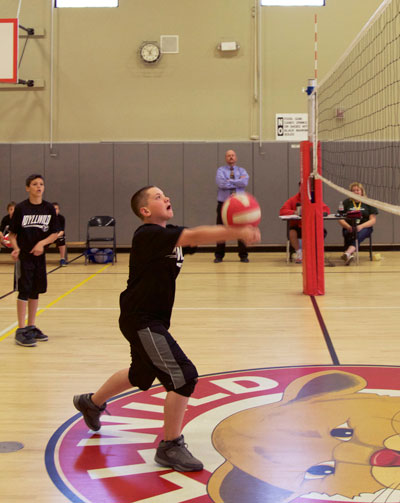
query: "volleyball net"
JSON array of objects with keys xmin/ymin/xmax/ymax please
[
  {"xmin": 301, "ymin": 0, "xmax": 400, "ymax": 295},
  {"xmin": 317, "ymin": 0, "xmax": 400, "ymax": 216}
]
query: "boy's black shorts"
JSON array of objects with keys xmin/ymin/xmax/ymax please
[
  {"xmin": 55, "ymin": 236, "xmax": 66, "ymax": 247},
  {"xmin": 17, "ymin": 253, "xmax": 47, "ymax": 299},
  {"xmin": 119, "ymin": 317, "xmax": 198, "ymax": 394}
]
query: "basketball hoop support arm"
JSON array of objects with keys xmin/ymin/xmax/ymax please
[
  {"xmin": 17, "ymin": 79, "xmax": 34, "ymax": 87},
  {"xmin": 18, "ymin": 25, "xmax": 34, "ymax": 36},
  {"xmin": 17, "ymin": 25, "xmax": 35, "ymax": 87}
]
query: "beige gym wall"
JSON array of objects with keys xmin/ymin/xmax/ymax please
[{"xmin": 0, "ymin": 0, "xmax": 382, "ymax": 142}]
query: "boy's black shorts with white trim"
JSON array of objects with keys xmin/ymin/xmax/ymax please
[
  {"xmin": 16, "ymin": 253, "xmax": 47, "ymax": 300},
  {"xmin": 119, "ymin": 318, "xmax": 198, "ymax": 395}
]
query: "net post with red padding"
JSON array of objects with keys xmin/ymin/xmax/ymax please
[{"xmin": 300, "ymin": 141, "xmax": 325, "ymax": 296}]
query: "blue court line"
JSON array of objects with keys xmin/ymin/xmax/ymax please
[{"xmin": 310, "ymin": 295, "xmax": 340, "ymax": 365}]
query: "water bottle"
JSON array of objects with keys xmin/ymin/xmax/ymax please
[
  {"xmin": 296, "ymin": 202, "xmax": 302, "ymax": 216},
  {"xmin": 338, "ymin": 201, "xmax": 344, "ymax": 216}
]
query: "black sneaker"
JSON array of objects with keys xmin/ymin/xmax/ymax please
[
  {"xmin": 240, "ymin": 257, "xmax": 249, "ymax": 263},
  {"xmin": 214, "ymin": 257, "xmax": 223, "ymax": 263},
  {"xmin": 60, "ymin": 259, "xmax": 67, "ymax": 267},
  {"xmin": 26, "ymin": 325, "xmax": 48, "ymax": 342},
  {"xmin": 15, "ymin": 327, "xmax": 36, "ymax": 347},
  {"xmin": 155, "ymin": 435, "xmax": 203, "ymax": 472},
  {"xmin": 73, "ymin": 393, "xmax": 107, "ymax": 431}
]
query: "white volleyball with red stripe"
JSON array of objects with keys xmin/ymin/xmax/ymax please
[
  {"xmin": 221, "ymin": 192, "xmax": 261, "ymax": 227},
  {"xmin": 2, "ymin": 233, "xmax": 12, "ymax": 248}
]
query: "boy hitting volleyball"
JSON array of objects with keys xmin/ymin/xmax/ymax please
[{"xmin": 73, "ymin": 185, "xmax": 260, "ymax": 472}]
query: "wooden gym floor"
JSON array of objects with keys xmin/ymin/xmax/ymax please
[{"xmin": 1, "ymin": 250, "xmax": 400, "ymax": 502}]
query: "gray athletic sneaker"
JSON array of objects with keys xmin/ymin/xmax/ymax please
[
  {"xmin": 155, "ymin": 435, "xmax": 203, "ymax": 472},
  {"xmin": 15, "ymin": 327, "xmax": 36, "ymax": 347},
  {"xmin": 26, "ymin": 325, "xmax": 48, "ymax": 342},
  {"xmin": 73, "ymin": 393, "xmax": 107, "ymax": 431}
]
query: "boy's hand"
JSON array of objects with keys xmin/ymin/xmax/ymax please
[
  {"xmin": 31, "ymin": 243, "xmax": 45, "ymax": 256},
  {"xmin": 11, "ymin": 248, "xmax": 20, "ymax": 261},
  {"xmin": 238, "ymin": 226, "xmax": 261, "ymax": 245}
]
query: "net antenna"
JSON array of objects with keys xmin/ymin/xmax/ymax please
[
  {"xmin": 305, "ymin": 15, "xmax": 319, "ymax": 189},
  {"xmin": 317, "ymin": 0, "xmax": 400, "ymax": 216},
  {"xmin": 312, "ymin": 13, "xmax": 318, "ymax": 177}
]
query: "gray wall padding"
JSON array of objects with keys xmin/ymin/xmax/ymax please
[{"xmin": 0, "ymin": 142, "xmax": 395, "ymax": 246}]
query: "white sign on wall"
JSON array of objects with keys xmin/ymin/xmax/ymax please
[{"xmin": 276, "ymin": 114, "xmax": 308, "ymax": 141}]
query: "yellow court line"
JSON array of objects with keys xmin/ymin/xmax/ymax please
[{"xmin": 0, "ymin": 263, "xmax": 111, "ymax": 342}]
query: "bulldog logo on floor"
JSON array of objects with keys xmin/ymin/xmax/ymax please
[
  {"xmin": 45, "ymin": 366, "xmax": 400, "ymax": 503},
  {"xmin": 209, "ymin": 367, "xmax": 400, "ymax": 503}
]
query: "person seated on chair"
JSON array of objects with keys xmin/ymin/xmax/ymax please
[
  {"xmin": 338, "ymin": 182, "xmax": 378, "ymax": 266},
  {"xmin": 0, "ymin": 201, "xmax": 16, "ymax": 249},
  {"xmin": 52, "ymin": 202, "xmax": 67, "ymax": 267},
  {"xmin": 279, "ymin": 183, "xmax": 330, "ymax": 264}
]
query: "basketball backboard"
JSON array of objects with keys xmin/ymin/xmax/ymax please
[{"xmin": 0, "ymin": 19, "xmax": 18, "ymax": 83}]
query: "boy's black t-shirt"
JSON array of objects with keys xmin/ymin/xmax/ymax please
[
  {"xmin": 0, "ymin": 214, "xmax": 12, "ymax": 234},
  {"xmin": 9, "ymin": 199, "xmax": 58, "ymax": 253},
  {"xmin": 55, "ymin": 214, "xmax": 65, "ymax": 232},
  {"xmin": 120, "ymin": 223, "xmax": 195, "ymax": 329}
]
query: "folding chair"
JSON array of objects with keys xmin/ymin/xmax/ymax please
[
  {"xmin": 286, "ymin": 226, "xmax": 296, "ymax": 263},
  {"xmin": 85, "ymin": 216, "xmax": 117, "ymax": 265},
  {"xmin": 285, "ymin": 221, "xmax": 300, "ymax": 263},
  {"xmin": 354, "ymin": 232, "xmax": 373, "ymax": 264},
  {"xmin": 345, "ymin": 210, "xmax": 373, "ymax": 264}
]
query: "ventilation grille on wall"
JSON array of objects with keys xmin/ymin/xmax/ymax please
[{"xmin": 160, "ymin": 35, "xmax": 179, "ymax": 54}]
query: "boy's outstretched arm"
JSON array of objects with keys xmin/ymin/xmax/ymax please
[{"xmin": 176, "ymin": 225, "xmax": 260, "ymax": 248}]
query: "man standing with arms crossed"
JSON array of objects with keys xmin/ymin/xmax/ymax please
[{"xmin": 214, "ymin": 149, "xmax": 250, "ymax": 263}]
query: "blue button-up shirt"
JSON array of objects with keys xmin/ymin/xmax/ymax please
[{"xmin": 216, "ymin": 165, "xmax": 249, "ymax": 202}]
